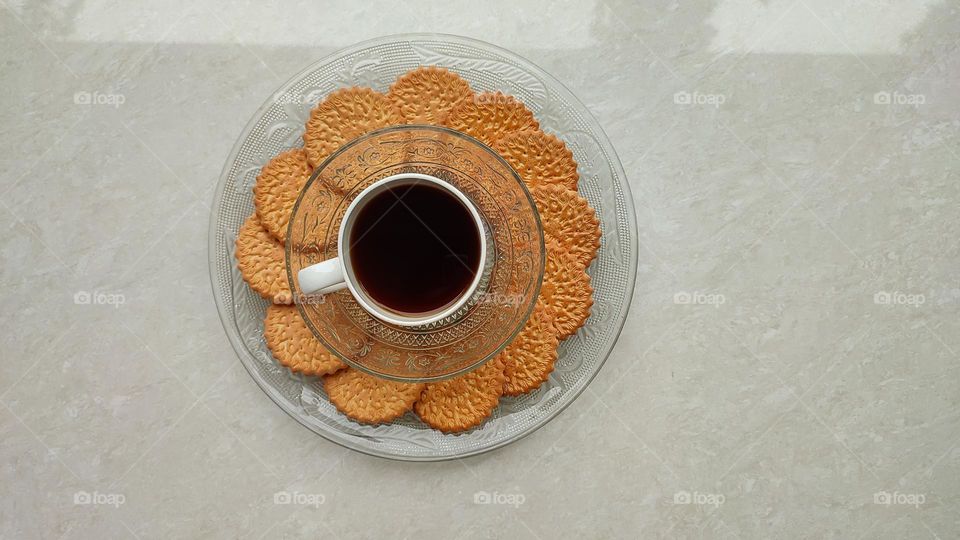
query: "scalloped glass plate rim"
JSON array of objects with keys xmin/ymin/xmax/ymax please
[{"xmin": 208, "ymin": 33, "xmax": 638, "ymax": 461}]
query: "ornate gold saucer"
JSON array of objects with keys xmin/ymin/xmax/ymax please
[{"xmin": 287, "ymin": 125, "xmax": 545, "ymax": 382}]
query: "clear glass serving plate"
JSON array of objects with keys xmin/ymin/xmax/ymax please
[{"xmin": 208, "ymin": 33, "xmax": 637, "ymax": 461}]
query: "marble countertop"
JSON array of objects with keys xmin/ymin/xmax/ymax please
[{"xmin": 2, "ymin": 1, "xmax": 958, "ymax": 538}]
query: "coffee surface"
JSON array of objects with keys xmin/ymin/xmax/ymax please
[{"xmin": 349, "ymin": 181, "xmax": 481, "ymax": 315}]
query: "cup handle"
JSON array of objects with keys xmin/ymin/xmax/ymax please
[{"xmin": 298, "ymin": 258, "xmax": 348, "ymax": 294}]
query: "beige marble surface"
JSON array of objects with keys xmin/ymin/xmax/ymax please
[{"xmin": 2, "ymin": 1, "xmax": 959, "ymax": 538}]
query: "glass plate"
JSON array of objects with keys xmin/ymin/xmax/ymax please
[{"xmin": 208, "ymin": 33, "xmax": 637, "ymax": 461}]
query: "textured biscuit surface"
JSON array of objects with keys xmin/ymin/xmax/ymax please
[
  {"xmin": 494, "ymin": 130, "xmax": 579, "ymax": 192},
  {"xmin": 541, "ymin": 240, "xmax": 594, "ymax": 339},
  {"xmin": 324, "ymin": 369, "xmax": 425, "ymax": 425},
  {"xmin": 443, "ymin": 92, "xmax": 539, "ymax": 146},
  {"xmin": 501, "ymin": 303, "xmax": 559, "ymax": 396},
  {"xmin": 264, "ymin": 304, "xmax": 346, "ymax": 376},
  {"xmin": 236, "ymin": 214, "xmax": 292, "ymax": 304},
  {"xmin": 533, "ymin": 184, "xmax": 602, "ymax": 269},
  {"xmin": 254, "ymin": 148, "xmax": 312, "ymax": 242},
  {"xmin": 414, "ymin": 357, "xmax": 506, "ymax": 433},
  {"xmin": 388, "ymin": 66, "xmax": 474, "ymax": 125},
  {"xmin": 302, "ymin": 87, "xmax": 401, "ymax": 168}
]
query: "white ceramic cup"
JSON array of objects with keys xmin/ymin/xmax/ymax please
[{"xmin": 297, "ymin": 173, "xmax": 487, "ymax": 327}]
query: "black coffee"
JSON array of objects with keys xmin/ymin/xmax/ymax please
[{"xmin": 349, "ymin": 181, "xmax": 482, "ymax": 315}]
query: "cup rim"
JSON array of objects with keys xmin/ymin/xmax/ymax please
[{"xmin": 336, "ymin": 172, "xmax": 488, "ymax": 327}]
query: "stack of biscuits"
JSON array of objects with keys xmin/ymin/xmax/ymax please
[{"xmin": 236, "ymin": 67, "xmax": 600, "ymax": 433}]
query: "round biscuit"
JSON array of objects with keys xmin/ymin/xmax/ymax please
[
  {"xmin": 442, "ymin": 92, "xmax": 539, "ymax": 146},
  {"xmin": 541, "ymin": 240, "xmax": 594, "ymax": 340},
  {"xmin": 253, "ymin": 149, "xmax": 312, "ymax": 242},
  {"xmin": 388, "ymin": 66, "xmax": 474, "ymax": 125},
  {"xmin": 264, "ymin": 304, "xmax": 346, "ymax": 377},
  {"xmin": 500, "ymin": 303, "xmax": 559, "ymax": 396},
  {"xmin": 414, "ymin": 357, "xmax": 506, "ymax": 433},
  {"xmin": 302, "ymin": 87, "xmax": 402, "ymax": 168},
  {"xmin": 235, "ymin": 214, "xmax": 292, "ymax": 304},
  {"xmin": 493, "ymin": 130, "xmax": 579, "ymax": 192},
  {"xmin": 323, "ymin": 368, "xmax": 425, "ymax": 425},
  {"xmin": 532, "ymin": 184, "xmax": 601, "ymax": 269}
]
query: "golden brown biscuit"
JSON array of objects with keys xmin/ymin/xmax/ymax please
[
  {"xmin": 264, "ymin": 304, "xmax": 346, "ymax": 377},
  {"xmin": 253, "ymin": 149, "xmax": 312, "ymax": 242},
  {"xmin": 532, "ymin": 184, "xmax": 601, "ymax": 269},
  {"xmin": 541, "ymin": 240, "xmax": 594, "ymax": 340},
  {"xmin": 442, "ymin": 92, "xmax": 539, "ymax": 146},
  {"xmin": 236, "ymin": 214, "xmax": 292, "ymax": 304},
  {"xmin": 500, "ymin": 303, "xmax": 559, "ymax": 396},
  {"xmin": 414, "ymin": 357, "xmax": 506, "ymax": 433},
  {"xmin": 388, "ymin": 66, "xmax": 474, "ymax": 125},
  {"xmin": 493, "ymin": 130, "xmax": 579, "ymax": 192},
  {"xmin": 323, "ymin": 369, "xmax": 425, "ymax": 425},
  {"xmin": 302, "ymin": 87, "xmax": 402, "ymax": 168}
]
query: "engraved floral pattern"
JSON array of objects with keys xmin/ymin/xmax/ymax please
[{"xmin": 288, "ymin": 127, "xmax": 542, "ymax": 381}]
